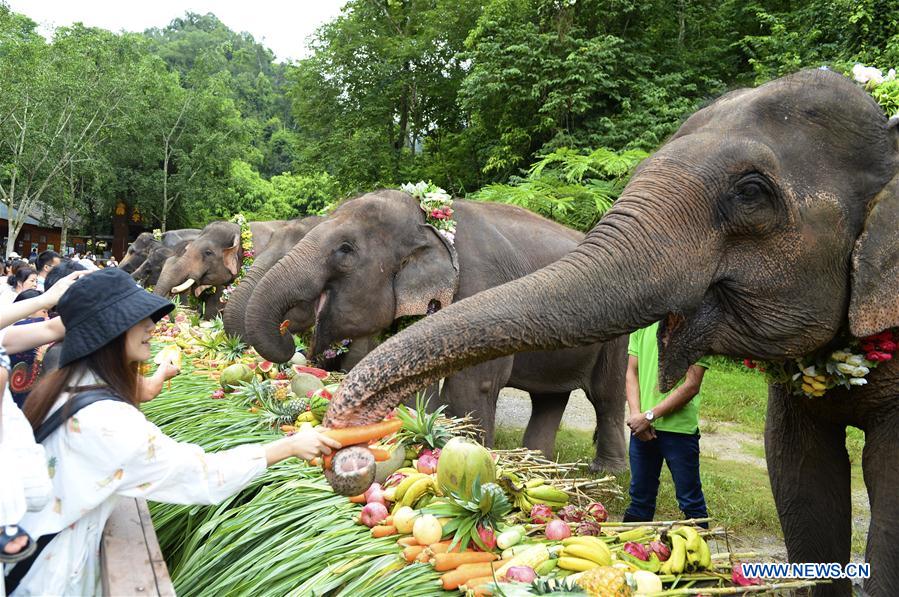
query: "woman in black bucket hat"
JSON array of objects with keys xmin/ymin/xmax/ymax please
[{"xmin": 5, "ymin": 269, "xmax": 340, "ymax": 596}]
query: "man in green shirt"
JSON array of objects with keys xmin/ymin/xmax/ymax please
[{"xmin": 623, "ymin": 321, "xmax": 710, "ymax": 525}]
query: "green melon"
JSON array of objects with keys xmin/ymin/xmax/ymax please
[
  {"xmin": 290, "ymin": 372, "xmax": 324, "ymax": 399},
  {"xmin": 220, "ymin": 363, "xmax": 254, "ymax": 391},
  {"xmin": 436, "ymin": 437, "xmax": 496, "ymax": 500}
]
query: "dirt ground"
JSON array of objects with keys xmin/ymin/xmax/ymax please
[{"xmin": 495, "ymin": 388, "xmax": 870, "ymax": 562}]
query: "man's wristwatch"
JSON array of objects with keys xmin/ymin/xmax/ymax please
[{"xmin": 643, "ymin": 410, "xmax": 655, "ymax": 422}]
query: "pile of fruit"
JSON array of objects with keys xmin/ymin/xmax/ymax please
[{"xmin": 146, "ymin": 309, "xmax": 820, "ymax": 596}]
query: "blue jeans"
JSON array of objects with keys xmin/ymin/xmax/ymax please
[{"xmin": 623, "ymin": 429, "xmax": 708, "ymax": 526}]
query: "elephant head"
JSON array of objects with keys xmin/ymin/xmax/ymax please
[
  {"xmin": 131, "ymin": 240, "xmax": 191, "ymax": 288},
  {"xmin": 325, "ymin": 69, "xmax": 899, "ymax": 429},
  {"xmin": 119, "ymin": 233, "xmax": 160, "ymax": 273},
  {"xmin": 244, "ymin": 190, "xmax": 458, "ymax": 363},
  {"xmin": 222, "ymin": 215, "xmax": 324, "ymax": 339},
  {"xmin": 154, "ymin": 221, "xmax": 245, "ymax": 299}
]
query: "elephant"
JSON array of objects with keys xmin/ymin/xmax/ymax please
[
  {"xmin": 154, "ymin": 219, "xmax": 295, "ymax": 319},
  {"xmin": 322, "ymin": 70, "xmax": 899, "ymax": 595},
  {"xmin": 130, "ymin": 240, "xmax": 191, "ymax": 288},
  {"xmin": 222, "ymin": 215, "xmax": 323, "ymax": 339},
  {"xmin": 244, "ymin": 191, "xmax": 628, "ymax": 470},
  {"xmin": 118, "ymin": 229, "xmax": 200, "ymax": 273}
]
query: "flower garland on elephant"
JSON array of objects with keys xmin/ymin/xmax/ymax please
[{"xmin": 219, "ymin": 214, "xmax": 255, "ymax": 305}]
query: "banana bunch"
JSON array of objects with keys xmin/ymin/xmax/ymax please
[
  {"xmin": 498, "ymin": 470, "xmax": 569, "ymax": 512},
  {"xmin": 659, "ymin": 526, "xmax": 711, "ymax": 575},
  {"xmin": 391, "ymin": 473, "xmax": 437, "ymax": 512},
  {"xmin": 558, "ymin": 536, "xmax": 612, "ymax": 571}
]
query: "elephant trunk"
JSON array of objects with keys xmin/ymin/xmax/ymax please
[
  {"xmin": 325, "ymin": 196, "xmax": 717, "ymax": 429},
  {"xmin": 223, "ymin": 247, "xmax": 288, "ymax": 339},
  {"xmin": 154, "ymin": 257, "xmax": 192, "ymax": 297},
  {"xmin": 245, "ymin": 238, "xmax": 327, "ymax": 362}
]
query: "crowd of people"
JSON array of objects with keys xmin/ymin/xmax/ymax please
[{"xmin": 0, "ymin": 257, "xmax": 338, "ymax": 595}]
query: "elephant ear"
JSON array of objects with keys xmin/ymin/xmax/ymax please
[
  {"xmin": 222, "ymin": 233, "xmax": 241, "ymax": 277},
  {"xmin": 394, "ymin": 224, "xmax": 459, "ymax": 318},
  {"xmin": 849, "ymin": 117, "xmax": 899, "ymax": 337}
]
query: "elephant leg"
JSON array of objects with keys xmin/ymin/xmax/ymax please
[
  {"xmin": 586, "ymin": 339, "xmax": 628, "ymax": 473},
  {"xmin": 765, "ymin": 387, "xmax": 851, "ymax": 596},
  {"xmin": 861, "ymin": 417, "xmax": 899, "ymax": 596},
  {"xmin": 441, "ymin": 357, "xmax": 513, "ymax": 448},
  {"xmin": 522, "ymin": 392, "xmax": 570, "ymax": 458}
]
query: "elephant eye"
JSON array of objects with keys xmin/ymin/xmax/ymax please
[
  {"xmin": 204, "ymin": 249, "xmax": 214, "ymax": 257},
  {"xmin": 336, "ymin": 242, "xmax": 354, "ymax": 255},
  {"xmin": 734, "ymin": 176, "xmax": 772, "ymax": 203}
]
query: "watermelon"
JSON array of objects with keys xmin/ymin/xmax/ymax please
[{"xmin": 292, "ymin": 365, "xmax": 328, "ymax": 379}]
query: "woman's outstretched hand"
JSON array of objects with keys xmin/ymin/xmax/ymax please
[{"xmin": 290, "ymin": 429, "xmax": 342, "ymax": 461}]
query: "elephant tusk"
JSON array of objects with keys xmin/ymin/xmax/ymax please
[{"xmin": 170, "ymin": 278, "xmax": 196, "ymax": 294}]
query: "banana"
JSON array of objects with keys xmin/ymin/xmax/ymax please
[
  {"xmin": 535, "ymin": 558, "xmax": 558, "ymax": 576},
  {"xmin": 414, "ymin": 492, "xmax": 433, "ymax": 509},
  {"xmin": 562, "ymin": 536, "xmax": 610, "ymax": 548},
  {"xmin": 697, "ymin": 537, "xmax": 711, "ymax": 570},
  {"xmin": 660, "ymin": 534, "xmax": 686, "ymax": 575},
  {"xmin": 526, "ymin": 478, "xmax": 546, "ymax": 488},
  {"xmin": 393, "ymin": 473, "xmax": 426, "ymax": 503},
  {"xmin": 401, "ymin": 476, "xmax": 434, "ymax": 508},
  {"xmin": 526, "ymin": 485, "xmax": 569, "ymax": 503},
  {"xmin": 686, "ymin": 548, "xmax": 700, "ymax": 571},
  {"xmin": 671, "ymin": 526, "xmax": 702, "ymax": 553},
  {"xmin": 394, "ymin": 467, "xmax": 420, "ymax": 476},
  {"xmin": 558, "ymin": 556, "xmax": 600, "ymax": 572},
  {"xmin": 615, "ymin": 526, "xmax": 653, "ymax": 542},
  {"xmin": 561, "ymin": 543, "xmax": 611, "ymax": 566}
]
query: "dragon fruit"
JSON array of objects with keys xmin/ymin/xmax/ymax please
[
  {"xmin": 649, "ymin": 540, "xmax": 671, "ymax": 561},
  {"xmin": 577, "ymin": 520, "xmax": 602, "ymax": 536},
  {"xmin": 383, "ymin": 472, "xmax": 407, "ymax": 488},
  {"xmin": 732, "ymin": 563, "xmax": 763, "ymax": 586},
  {"xmin": 505, "ymin": 566, "xmax": 537, "ymax": 583},
  {"xmin": 558, "ymin": 505, "xmax": 586, "ymax": 522},
  {"xmin": 586, "ymin": 501, "xmax": 608, "ymax": 522},
  {"xmin": 530, "ymin": 504, "xmax": 554, "ymax": 524},
  {"xmin": 623, "ymin": 542, "xmax": 650, "ymax": 561},
  {"xmin": 476, "ymin": 525, "xmax": 497, "ymax": 551}
]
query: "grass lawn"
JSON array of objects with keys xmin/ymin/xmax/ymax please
[{"xmin": 497, "ymin": 361, "xmax": 869, "ymax": 555}]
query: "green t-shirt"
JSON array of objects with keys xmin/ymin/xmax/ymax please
[{"xmin": 627, "ymin": 322, "xmax": 710, "ymax": 435}]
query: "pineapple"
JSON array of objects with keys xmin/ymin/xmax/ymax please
[
  {"xmin": 261, "ymin": 397, "xmax": 309, "ymax": 428},
  {"xmin": 395, "ymin": 392, "xmax": 452, "ymax": 449},
  {"xmin": 425, "ymin": 482, "xmax": 511, "ymax": 550},
  {"xmin": 576, "ymin": 566, "xmax": 633, "ymax": 597}
]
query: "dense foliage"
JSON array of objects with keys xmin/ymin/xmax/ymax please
[{"xmin": 1, "ymin": 0, "xmax": 897, "ymax": 253}]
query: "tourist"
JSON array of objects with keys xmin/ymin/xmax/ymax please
[
  {"xmin": 7, "ymin": 290, "xmax": 50, "ymax": 408},
  {"xmin": 623, "ymin": 321, "xmax": 710, "ymax": 527},
  {"xmin": 34, "ymin": 251, "xmax": 61, "ymax": 292},
  {"xmin": 1, "ymin": 268, "xmax": 37, "ymax": 307},
  {"xmin": 5, "ymin": 269, "xmax": 341, "ymax": 595}
]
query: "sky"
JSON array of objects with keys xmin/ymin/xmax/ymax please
[{"xmin": 8, "ymin": 0, "xmax": 347, "ymax": 62}]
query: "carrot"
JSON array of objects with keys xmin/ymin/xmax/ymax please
[
  {"xmin": 440, "ymin": 561, "xmax": 508, "ymax": 591},
  {"xmin": 397, "ymin": 536, "xmax": 418, "ymax": 547},
  {"xmin": 403, "ymin": 545, "xmax": 425, "ymax": 562},
  {"xmin": 461, "ymin": 576, "xmax": 497, "ymax": 594},
  {"xmin": 323, "ymin": 419, "xmax": 403, "ymax": 446},
  {"xmin": 432, "ymin": 552, "xmax": 498, "ymax": 572},
  {"xmin": 384, "ymin": 515, "xmax": 394, "ymax": 525},
  {"xmin": 428, "ymin": 542, "xmax": 463, "ymax": 555},
  {"xmin": 349, "ymin": 494, "xmax": 366, "ymax": 503},
  {"xmin": 371, "ymin": 525, "xmax": 397, "ymax": 538}
]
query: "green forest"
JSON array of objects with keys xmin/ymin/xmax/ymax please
[{"xmin": 1, "ymin": 0, "xmax": 897, "ymax": 253}]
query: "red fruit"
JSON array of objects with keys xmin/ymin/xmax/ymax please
[
  {"xmin": 247, "ymin": 362, "xmax": 257, "ymax": 370},
  {"xmin": 586, "ymin": 502, "xmax": 608, "ymax": 522},
  {"xmin": 577, "ymin": 520, "xmax": 602, "ymax": 536},
  {"xmin": 530, "ymin": 504, "xmax": 554, "ymax": 524},
  {"xmin": 649, "ymin": 540, "xmax": 671, "ymax": 561},
  {"xmin": 623, "ymin": 542, "xmax": 649, "ymax": 561},
  {"xmin": 743, "ymin": 359, "xmax": 756, "ymax": 369},
  {"xmin": 732, "ymin": 563, "xmax": 762, "ymax": 586},
  {"xmin": 558, "ymin": 505, "xmax": 586, "ymax": 523},
  {"xmin": 476, "ymin": 525, "xmax": 497, "ymax": 551},
  {"xmin": 383, "ymin": 472, "xmax": 406, "ymax": 488},
  {"xmin": 211, "ymin": 389, "xmax": 225, "ymax": 400},
  {"xmin": 880, "ymin": 340, "xmax": 897, "ymax": 352},
  {"xmin": 293, "ymin": 365, "xmax": 329, "ymax": 379},
  {"xmin": 545, "ymin": 519, "xmax": 571, "ymax": 540}
]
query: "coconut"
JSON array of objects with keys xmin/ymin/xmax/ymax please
[
  {"xmin": 291, "ymin": 373, "xmax": 324, "ymax": 399},
  {"xmin": 220, "ymin": 363, "xmax": 254, "ymax": 391},
  {"xmin": 324, "ymin": 446, "xmax": 377, "ymax": 496},
  {"xmin": 290, "ymin": 351, "xmax": 308, "ymax": 366},
  {"xmin": 436, "ymin": 437, "xmax": 496, "ymax": 500}
]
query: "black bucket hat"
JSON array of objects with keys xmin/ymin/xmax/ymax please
[{"xmin": 57, "ymin": 268, "xmax": 174, "ymax": 368}]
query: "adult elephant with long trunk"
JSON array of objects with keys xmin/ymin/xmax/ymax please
[
  {"xmin": 222, "ymin": 215, "xmax": 323, "ymax": 339},
  {"xmin": 154, "ymin": 219, "xmax": 289, "ymax": 318},
  {"xmin": 324, "ymin": 70, "xmax": 899, "ymax": 595},
  {"xmin": 244, "ymin": 191, "xmax": 628, "ymax": 470}
]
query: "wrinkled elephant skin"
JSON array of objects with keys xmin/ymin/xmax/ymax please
[
  {"xmin": 245, "ymin": 191, "xmax": 629, "ymax": 471},
  {"xmin": 326, "ymin": 70, "xmax": 899, "ymax": 595}
]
